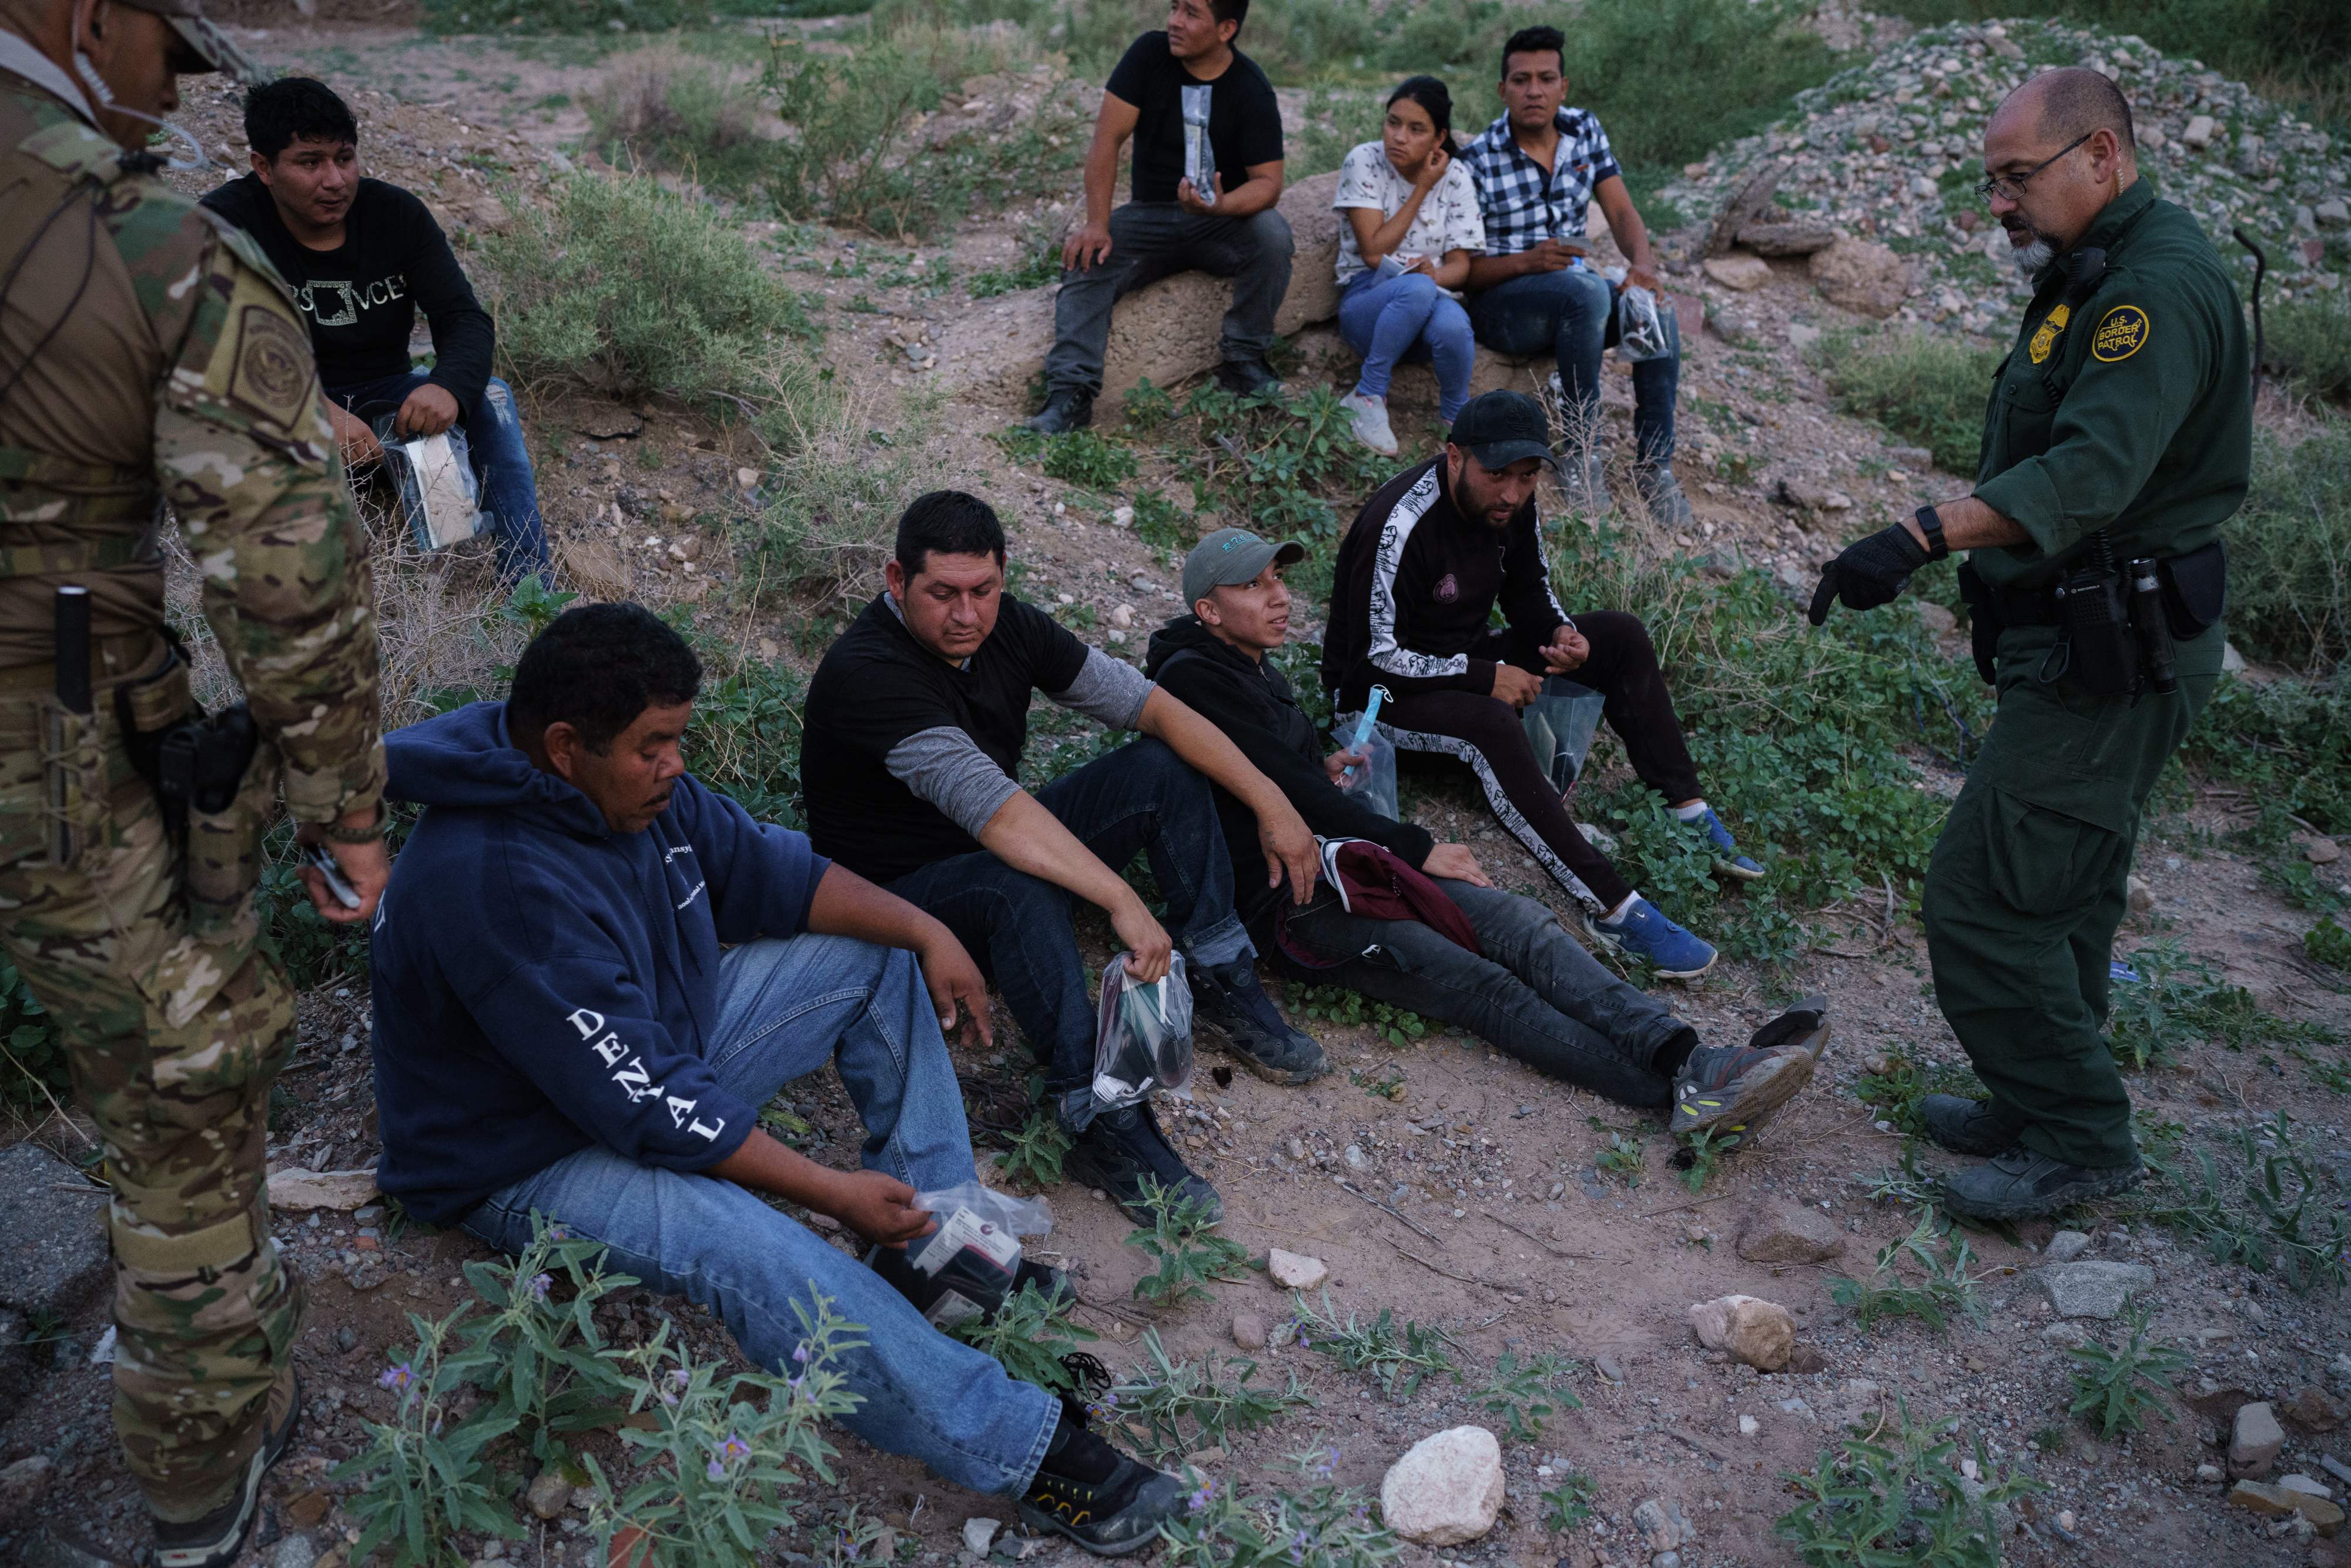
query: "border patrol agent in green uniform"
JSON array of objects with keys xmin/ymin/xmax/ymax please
[
  {"xmin": 1, "ymin": 2, "xmax": 389, "ymax": 1562},
  {"xmin": 1807, "ymin": 68, "xmax": 2248, "ymax": 1221}
]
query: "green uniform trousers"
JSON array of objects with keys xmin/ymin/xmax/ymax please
[
  {"xmin": 1921, "ymin": 621, "xmax": 2223, "ymax": 1168},
  {"xmin": 0, "ymin": 682, "xmax": 300, "ymax": 1523}
]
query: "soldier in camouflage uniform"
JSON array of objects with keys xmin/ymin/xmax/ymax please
[{"xmin": 0, "ymin": 2, "xmax": 387, "ymax": 1562}]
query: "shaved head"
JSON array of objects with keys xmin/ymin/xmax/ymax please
[{"xmin": 2000, "ymin": 66, "xmax": 2135, "ymax": 153}]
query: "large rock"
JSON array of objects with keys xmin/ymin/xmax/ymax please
[
  {"xmin": 0, "ymin": 1142, "xmax": 111, "ymax": 1321},
  {"xmin": 1379, "ymin": 1426, "xmax": 1504, "ymax": 1545},
  {"xmin": 1735, "ymin": 1202, "xmax": 1846, "ymax": 1264},
  {"xmin": 2029, "ymin": 1261, "xmax": 2153, "ymax": 1320},
  {"xmin": 1737, "ymin": 221, "xmax": 1838, "ymax": 257},
  {"xmin": 1702, "ymin": 253, "xmax": 1772, "ymax": 292},
  {"xmin": 0, "ymin": 1453, "xmax": 55, "ymax": 1525},
  {"xmin": 1808, "ymin": 239, "xmax": 1912, "ymax": 319},
  {"xmin": 2232, "ymin": 1401, "xmax": 2286, "ymax": 1479},
  {"xmin": 939, "ymin": 170, "xmax": 1342, "ymax": 410},
  {"xmin": 266, "ymin": 1167, "xmax": 380, "ymax": 1212},
  {"xmin": 1686, "ymin": 1294, "xmax": 1796, "ymax": 1371}
]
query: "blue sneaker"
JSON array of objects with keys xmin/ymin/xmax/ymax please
[
  {"xmin": 1683, "ymin": 806, "xmax": 1763, "ymax": 880},
  {"xmin": 1585, "ymin": 896, "xmax": 1717, "ymax": 980}
]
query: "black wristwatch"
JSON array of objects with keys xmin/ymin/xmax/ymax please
[{"xmin": 1913, "ymin": 505, "xmax": 1950, "ymax": 562}]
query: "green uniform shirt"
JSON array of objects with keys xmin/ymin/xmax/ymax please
[{"xmin": 1970, "ymin": 178, "xmax": 2252, "ymax": 591}]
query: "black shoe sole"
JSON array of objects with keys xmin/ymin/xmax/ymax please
[
  {"xmin": 1937, "ymin": 1162, "xmax": 2144, "ymax": 1221},
  {"xmin": 1668, "ymin": 1048, "xmax": 1814, "ymax": 1137},
  {"xmin": 1017, "ymin": 1472, "xmax": 1190, "ymax": 1558},
  {"xmin": 1195, "ymin": 1016, "xmax": 1326, "ymax": 1085}
]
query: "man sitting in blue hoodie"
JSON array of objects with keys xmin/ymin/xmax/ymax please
[{"xmin": 369, "ymin": 604, "xmax": 1186, "ymax": 1553}]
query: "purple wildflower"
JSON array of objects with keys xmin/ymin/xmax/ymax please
[
  {"xmin": 1186, "ymin": 1479, "xmax": 1218, "ymax": 1514},
  {"xmin": 528, "ymin": 1272, "xmax": 553, "ymax": 1302},
  {"xmin": 1311, "ymin": 1446, "xmax": 1339, "ymax": 1480},
  {"xmin": 792, "ymin": 1342, "xmax": 811, "ymax": 1365},
  {"xmin": 378, "ymin": 1362, "xmax": 414, "ymax": 1393},
  {"xmin": 720, "ymin": 1433, "xmax": 751, "ymax": 1462},
  {"xmin": 708, "ymin": 1458, "xmax": 728, "ymax": 1481}
]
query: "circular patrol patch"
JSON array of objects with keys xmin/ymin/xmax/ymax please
[
  {"xmin": 2091, "ymin": 304, "xmax": 2151, "ymax": 362},
  {"xmin": 227, "ymin": 303, "xmax": 313, "ymax": 422}
]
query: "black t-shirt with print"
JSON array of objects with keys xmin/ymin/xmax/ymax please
[
  {"xmin": 1104, "ymin": 32, "xmax": 1284, "ymax": 205},
  {"xmin": 200, "ymin": 174, "xmax": 494, "ymax": 407},
  {"xmin": 803, "ymin": 594, "xmax": 1090, "ymax": 884}
]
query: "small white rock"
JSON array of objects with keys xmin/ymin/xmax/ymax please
[
  {"xmin": 962, "ymin": 1517, "xmax": 1002, "ymax": 1556},
  {"xmin": 1379, "ymin": 1427, "xmax": 1504, "ymax": 1544},
  {"xmin": 1268, "ymin": 1248, "xmax": 1328, "ymax": 1290},
  {"xmin": 1738, "ymin": 1414, "xmax": 1760, "ymax": 1437}
]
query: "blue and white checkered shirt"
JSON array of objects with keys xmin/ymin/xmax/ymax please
[{"xmin": 1460, "ymin": 108, "xmax": 1623, "ymax": 255}]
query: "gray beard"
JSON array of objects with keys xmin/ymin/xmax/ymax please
[{"xmin": 2009, "ymin": 234, "xmax": 2057, "ymax": 279}]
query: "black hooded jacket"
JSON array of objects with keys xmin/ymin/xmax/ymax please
[{"xmin": 1144, "ymin": 616, "xmax": 1435, "ymax": 922}]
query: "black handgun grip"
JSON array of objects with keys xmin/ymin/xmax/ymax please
[{"xmin": 54, "ymin": 585, "xmax": 91, "ymax": 716}]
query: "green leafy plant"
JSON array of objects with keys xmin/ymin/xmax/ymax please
[
  {"xmin": 1827, "ymin": 1211, "xmax": 1989, "ymax": 1331},
  {"xmin": 949, "ymin": 1279, "xmax": 1098, "ymax": 1396},
  {"xmin": 1127, "ymin": 1177, "xmax": 1251, "ymax": 1306},
  {"xmin": 1103, "ymin": 1329, "xmax": 1305, "ymax": 1463},
  {"xmin": 1475, "ymin": 1352, "xmax": 1583, "ymax": 1443},
  {"xmin": 1290, "ymin": 1290, "xmax": 1459, "ymax": 1399},
  {"xmin": 2126, "ymin": 1114, "xmax": 2349, "ymax": 1292},
  {"xmin": 1851, "ymin": 1047, "xmax": 1980, "ymax": 1137},
  {"xmin": 2309, "ymin": 916, "xmax": 2351, "ymax": 971},
  {"xmin": 2106, "ymin": 941, "xmax": 2332, "ymax": 1070},
  {"xmin": 1288, "ymin": 983, "xmax": 1431, "ymax": 1047},
  {"xmin": 585, "ymin": 1295, "xmax": 865, "ymax": 1567},
  {"xmin": 1540, "ymin": 1470, "xmax": 1598, "ymax": 1533},
  {"xmin": 994, "ymin": 1109, "xmax": 1072, "ymax": 1191},
  {"xmin": 336, "ymin": 1312, "xmax": 528, "ymax": 1564},
  {"xmin": 1673, "ymin": 1127, "xmax": 1736, "ymax": 1193},
  {"xmin": 1775, "ymin": 1405, "xmax": 2044, "ymax": 1568},
  {"xmin": 0, "ymin": 957, "xmax": 63, "ymax": 1108},
  {"xmin": 1821, "ymin": 327, "xmax": 2002, "ymax": 476},
  {"xmin": 1348, "ymin": 1064, "xmax": 1408, "ymax": 1102},
  {"xmin": 1594, "ymin": 1131, "xmax": 1646, "ymax": 1187},
  {"xmin": 1157, "ymin": 1446, "xmax": 1401, "ymax": 1568},
  {"xmin": 454, "ymin": 1224, "xmax": 639, "ymax": 1462},
  {"xmin": 2066, "ymin": 1306, "xmax": 2191, "ymax": 1438}
]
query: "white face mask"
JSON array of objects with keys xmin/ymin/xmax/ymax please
[{"xmin": 70, "ymin": 0, "xmax": 209, "ymax": 170}]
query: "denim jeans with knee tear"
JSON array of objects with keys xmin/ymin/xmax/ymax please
[
  {"xmin": 1467, "ymin": 264, "xmax": 1680, "ymax": 470},
  {"xmin": 333, "ymin": 368, "xmax": 554, "ymax": 583},
  {"xmin": 463, "ymin": 933, "xmax": 1061, "ymax": 1497}
]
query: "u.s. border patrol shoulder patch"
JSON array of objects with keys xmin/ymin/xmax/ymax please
[{"xmin": 2091, "ymin": 304, "xmax": 2151, "ymax": 362}]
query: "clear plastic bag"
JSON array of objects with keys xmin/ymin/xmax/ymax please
[
  {"xmin": 1522, "ymin": 676, "xmax": 1607, "ymax": 793},
  {"xmin": 1093, "ymin": 951, "xmax": 1194, "ymax": 1111},
  {"xmin": 1330, "ymin": 713, "xmax": 1400, "ymax": 820},
  {"xmin": 1181, "ymin": 85, "xmax": 1215, "ymax": 199},
  {"xmin": 373, "ymin": 414, "xmax": 488, "ymax": 554},
  {"xmin": 903, "ymin": 1182, "xmax": 1054, "ymax": 1329},
  {"xmin": 1605, "ymin": 266, "xmax": 1673, "ymax": 363}
]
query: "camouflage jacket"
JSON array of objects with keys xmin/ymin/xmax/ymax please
[{"xmin": 0, "ymin": 66, "xmax": 384, "ymax": 825}]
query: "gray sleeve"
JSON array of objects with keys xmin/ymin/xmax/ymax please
[
  {"xmin": 1048, "ymin": 647, "xmax": 1154, "ymax": 729},
  {"xmin": 883, "ymin": 726, "xmax": 1024, "ymax": 839}
]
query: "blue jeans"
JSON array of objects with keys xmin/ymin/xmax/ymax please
[
  {"xmin": 332, "ymin": 369, "xmax": 553, "ymax": 583},
  {"xmin": 887, "ymin": 738, "xmax": 1251, "ymax": 1131},
  {"xmin": 463, "ymin": 934, "xmax": 1059, "ymax": 1497},
  {"xmin": 1337, "ymin": 270, "xmax": 1476, "ymax": 423},
  {"xmin": 1467, "ymin": 264, "xmax": 1680, "ymax": 470}
]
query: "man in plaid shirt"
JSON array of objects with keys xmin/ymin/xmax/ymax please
[{"xmin": 1460, "ymin": 26, "xmax": 1692, "ymax": 526}]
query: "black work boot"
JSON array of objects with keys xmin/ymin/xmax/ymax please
[
  {"xmin": 1019, "ymin": 1412, "xmax": 1188, "ymax": 1556},
  {"xmin": 1939, "ymin": 1145, "xmax": 2144, "ymax": 1221},
  {"xmin": 153, "ymin": 1368, "xmax": 301, "ymax": 1568},
  {"xmin": 1919, "ymin": 1093, "xmax": 2020, "ymax": 1157},
  {"xmin": 1026, "ymin": 390, "xmax": 1095, "ymax": 434},
  {"xmin": 1213, "ymin": 358, "xmax": 1285, "ymax": 398},
  {"xmin": 1065, "ymin": 1103, "xmax": 1221, "ymax": 1221},
  {"xmin": 1190, "ymin": 959, "xmax": 1327, "ymax": 1084}
]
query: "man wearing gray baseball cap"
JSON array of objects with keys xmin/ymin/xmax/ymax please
[{"xmin": 1148, "ymin": 527, "xmax": 1825, "ymax": 1134}]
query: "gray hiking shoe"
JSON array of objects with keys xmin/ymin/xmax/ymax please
[
  {"xmin": 1939, "ymin": 1145, "xmax": 2144, "ymax": 1220},
  {"xmin": 1562, "ymin": 452, "xmax": 1613, "ymax": 517},
  {"xmin": 1638, "ymin": 467, "xmax": 1695, "ymax": 527},
  {"xmin": 1918, "ymin": 1093, "xmax": 2018, "ymax": 1158}
]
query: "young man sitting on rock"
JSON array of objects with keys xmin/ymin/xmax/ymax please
[
  {"xmin": 203, "ymin": 76, "xmax": 550, "ymax": 582},
  {"xmin": 369, "ymin": 604, "xmax": 1187, "ymax": 1553},
  {"xmin": 1327, "ymin": 391, "xmax": 1760, "ymax": 980},
  {"xmin": 1028, "ymin": 0, "xmax": 1290, "ymax": 433},
  {"xmin": 802, "ymin": 490, "xmax": 1327, "ymax": 1218},
  {"xmin": 1147, "ymin": 527, "xmax": 1825, "ymax": 1135},
  {"xmin": 1458, "ymin": 26, "xmax": 1692, "ymax": 527}
]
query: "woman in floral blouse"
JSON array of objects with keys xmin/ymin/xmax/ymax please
[{"xmin": 1331, "ymin": 76, "xmax": 1486, "ymax": 454}]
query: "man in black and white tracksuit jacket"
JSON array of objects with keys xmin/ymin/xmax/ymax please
[{"xmin": 1324, "ymin": 391, "xmax": 1758, "ymax": 979}]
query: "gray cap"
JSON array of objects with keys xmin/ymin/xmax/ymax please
[
  {"xmin": 117, "ymin": 0, "xmax": 270, "ymax": 88},
  {"xmin": 1182, "ymin": 527, "xmax": 1305, "ymax": 608}
]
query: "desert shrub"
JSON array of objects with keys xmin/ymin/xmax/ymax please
[
  {"xmin": 2265, "ymin": 295, "xmax": 2351, "ymax": 403},
  {"xmin": 587, "ymin": 49, "xmax": 774, "ymax": 200},
  {"xmin": 0, "ymin": 960, "xmax": 62, "ymax": 1110},
  {"xmin": 418, "ymin": 0, "xmax": 771, "ymax": 33},
  {"xmin": 1823, "ymin": 328, "xmax": 2001, "ymax": 476},
  {"xmin": 480, "ymin": 172, "xmax": 822, "ymax": 438},
  {"xmin": 2226, "ymin": 421, "xmax": 2351, "ymax": 673},
  {"xmin": 2186, "ymin": 669, "xmax": 2351, "ymax": 835},
  {"xmin": 735, "ymin": 393, "xmax": 940, "ymax": 612}
]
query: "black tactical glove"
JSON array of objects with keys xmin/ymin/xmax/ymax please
[{"xmin": 1807, "ymin": 523, "xmax": 1931, "ymax": 625}]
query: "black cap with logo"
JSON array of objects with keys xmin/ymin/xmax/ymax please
[{"xmin": 1446, "ymin": 390, "xmax": 1554, "ymax": 473}]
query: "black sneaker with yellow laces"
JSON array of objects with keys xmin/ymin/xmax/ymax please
[{"xmin": 1018, "ymin": 1412, "xmax": 1188, "ymax": 1556}]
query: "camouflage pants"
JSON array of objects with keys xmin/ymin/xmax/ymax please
[{"xmin": 0, "ymin": 684, "xmax": 300, "ymax": 1523}]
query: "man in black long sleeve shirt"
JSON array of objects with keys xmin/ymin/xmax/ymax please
[
  {"xmin": 1146, "ymin": 528, "xmax": 1825, "ymax": 1131},
  {"xmin": 203, "ymin": 77, "xmax": 549, "ymax": 582}
]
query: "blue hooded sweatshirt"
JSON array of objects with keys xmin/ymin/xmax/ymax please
[{"xmin": 369, "ymin": 701, "xmax": 829, "ymax": 1225}]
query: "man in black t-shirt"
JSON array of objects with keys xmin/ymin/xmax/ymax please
[
  {"xmin": 202, "ymin": 77, "xmax": 550, "ymax": 582},
  {"xmin": 1029, "ymin": 0, "xmax": 1290, "ymax": 434},
  {"xmin": 803, "ymin": 492, "xmax": 1326, "ymax": 1218}
]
